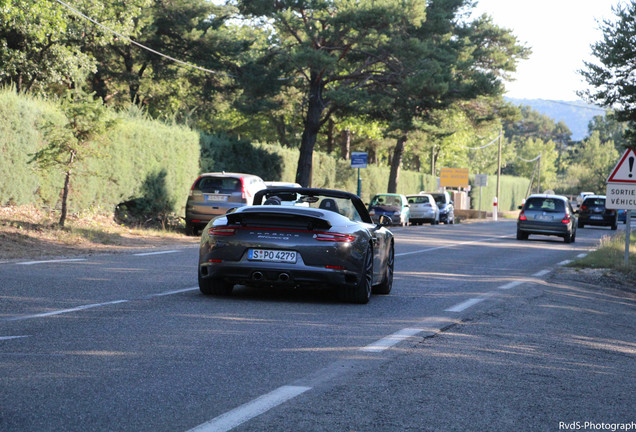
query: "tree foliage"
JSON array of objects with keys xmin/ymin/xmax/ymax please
[
  {"xmin": 579, "ymin": 2, "xmax": 636, "ymax": 148},
  {"xmin": 29, "ymin": 89, "xmax": 115, "ymax": 226}
]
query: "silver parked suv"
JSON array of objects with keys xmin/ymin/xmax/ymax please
[
  {"xmin": 516, "ymin": 194, "xmax": 577, "ymax": 243},
  {"xmin": 185, "ymin": 172, "xmax": 267, "ymax": 235}
]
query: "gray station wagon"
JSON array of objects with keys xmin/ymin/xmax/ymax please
[{"xmin": 517, "ymin": 194, "xmax": 577, "ymax": 243}]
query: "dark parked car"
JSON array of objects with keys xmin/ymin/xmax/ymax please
[
  {"xmin": 577, "ymin": 195, "xmax": 617, "ymax": 230},
  {"xmin": 429, "ymin": 191, "xmax": 455, "ymax": 224},
  {"xmin": 198, "ymin": 188, "xmax": 395, "ymax": 304},
  {"xmin": 517, "ymin": 194, "xmax": 577, "ymax": 243},
  {"xmin": 185, "ymin": 172, "xmax": 267, "ymax": 235},
  {"xmin": 368, "ymin": 193, "xmax": 410, "ymax": 227}
]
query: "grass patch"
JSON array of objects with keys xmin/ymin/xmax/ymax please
[{"xmin": 568, "ymin": 230, "xmax": 636, "ymax": 281}]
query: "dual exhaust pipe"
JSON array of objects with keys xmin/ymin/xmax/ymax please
[{"xmin": 251, "ymin": 271, "xmax": 290, "ymax": 282}]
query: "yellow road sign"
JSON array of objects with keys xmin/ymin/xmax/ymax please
[{"xmin": 440, "ymin": 168, "xmax": 469, "ymax": 188}]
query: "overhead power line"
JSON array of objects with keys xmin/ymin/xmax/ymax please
[{"xmin": 52, "ymin": 0, "xmax": 234, "ymax": 77}]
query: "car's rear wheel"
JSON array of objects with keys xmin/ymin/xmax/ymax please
[
  {"xmin": 199, "ymin": 273, "xmax": 234, "ymax": 295},
  {"xmin": 611, "ymin": 222, "xmax": 617, "ymax": 230},
  {"xmin": 185, "ymin": 221, "xmax": 197, "ymax": 236},
  {"xmin": 373, "ymin": 242, "xmax": 394, "ymax": 295},
  {"xmin": 340, "ymin": 244, "xmax": 373, "ymax": 304},
  {"xmin": 564, "ymin": 231, "xmax": 573, "ymax": 243},
  {"xmin": 516, "ymin": 229, "xmax": 529, "ymax": 240},
  {"xmin": 578, "ymin": 221, "xmax": 584, "ymax": 228}
]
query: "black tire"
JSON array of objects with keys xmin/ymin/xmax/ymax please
[
  {"xmin": 373, "ymin": 242, "xmax": 394, "ymax": 295},
  {"xmin": 185, "ymin": 221, "xmax": 198, "ymax": 236},
  {"xmin": 564, "ymin": 231, "xmax": 573, "ymax": 243},
  {"xmin": 199, "ymin": 272, "xmax": 234, "ymax": 295},
  {"xmin": 611, "ymin": 223, "xmax": 617, "ymax": 230},
  {"xmin": 516, "ymin": 229, "xmax": 528, "ymax": 240},
  {"xmin": 340, "ymin": 244, "xmax": 373, "ymax": 304},
  {"xmin": 578, "ymin": 221, "xmax": 584, "ymax": 228}
]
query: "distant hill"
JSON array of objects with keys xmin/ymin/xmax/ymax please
[{"xmin": 505, "ymin": 98, "xmax": 605, "ymax": 142}]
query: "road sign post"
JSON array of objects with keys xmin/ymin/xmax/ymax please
[
  {"xmin": 475, "ymin": 174, "xmax": 487, "ymax": 219},
  {"xmin": 605, "ymin": 149, "xmax": 636, "ymax": 266},
  {"xmin": 351, "ymin": 152, "xmax": 368, "ymax": 197}
]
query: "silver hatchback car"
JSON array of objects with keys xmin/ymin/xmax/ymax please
[
  {"xmin": 185, "ymin": 172, "xmax": 267, "ymax": 235},
  {"xmin": 517, "ymin": 194, "xmax": 577, "ymax": 243}
]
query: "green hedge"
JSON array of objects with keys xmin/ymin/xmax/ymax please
[
  {"xmin": 0, "ymin": 90, "xmax": 66, "ymax": 206},
  {"xmin": 2, "ymin": 88, "xmax": 531, "ymax": 216},
  {"xmin": 0, "ymin": 88, "xmax": 199, "ymax": 215},
  {"xmin": 469, "ymin": 174, "xmax": 530, "ymax": 212}
]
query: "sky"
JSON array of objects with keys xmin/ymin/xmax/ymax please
[{"xmin": 470, "ymin": 0, "xmax": 626, "ymax": 101}]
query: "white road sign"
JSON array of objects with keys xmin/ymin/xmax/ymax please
[{"xmin": 606, "ymin": 184, "xmax": 636, "ymax": 210}]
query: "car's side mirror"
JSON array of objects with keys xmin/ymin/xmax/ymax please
[
  {"xmin": 378, "ymin": 215, "xmax": 393, "ymax": 226},
  {"xmin": 518, "ymin": 205, "xmax": 523, "ymax": 210}
]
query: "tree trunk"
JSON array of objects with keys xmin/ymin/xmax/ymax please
[
  {"xmin": 59, "ymin": 151, "xmax": 76, "ymax": 227},
  {"xmin": 296, "ymin": 75, "xmax": 324, "ymax": 187},
  {"xmin": 387, "ymin": 135, "xmax": 407, "ymax": 193},
  {"xmin": 326, "ymin": 118, "xmax": 335, "ymax": 154},
  {"xmin": 341, "ymin": 129, "xmax": 351, "ymax": 160}
]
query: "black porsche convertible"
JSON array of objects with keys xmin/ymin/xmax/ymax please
[{"xmin": 197, "ymin": 187, "xmax": 395, "ymax": 304}]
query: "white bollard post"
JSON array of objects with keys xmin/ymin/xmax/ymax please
[{"xmin": 493, "ymin": 197, "xmax": 498, "ymax": 221}]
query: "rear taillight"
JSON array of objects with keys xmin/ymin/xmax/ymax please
[
  {"xmin": 313, "ymin": 232, "xmax": 356, "ymax": 242},
  {"xmin": 325, "ymin": 265, "xmax": 346, "ymax": 270},
  {"xmin": 580, "ymin": 205, "xmax": 587, "ymax": 211},
  {"xmin": 561, "ymin": 215, "xmax": 571, "ymax": 224},
  {"xmin": 240, "ymin": 178, "xmax": 248, "ymax": 200},
  {"xmin": 208, "ymin": 226, "xmax": 237, "ymax": 236},
  {"xmin": 518, "ymin": 210, "xmax": 527, "ymax": 221},
  {"xmin": 189, "ymin": 176, "xmax": 202, "ymax": 197},
  {"xmin": 369, "ymin": 209, "xmax": 375, "ymax": 215}
]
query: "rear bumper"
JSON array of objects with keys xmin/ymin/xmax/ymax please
[
  {"xmin": 517, "ymin": 221, "xmax": 570, "ymax": 236},
  {"xmin": 199, "ymin": 260, "xmax": 359, "ymax": 288},
  {"xmin": 579, "ymin": 215, "xmax": 616, "ymax": 226}
]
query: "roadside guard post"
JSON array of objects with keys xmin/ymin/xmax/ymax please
[
  {"xmin": 605, "ymin": 148, "xmax": 636, "ymax": 266},
  {"xmin": 493, "ymin": 196, "xmax": 498, "ymax": 221},
  {"xmin": 351, "ymin": 152, "xmax": 368, "ymax": 197}
]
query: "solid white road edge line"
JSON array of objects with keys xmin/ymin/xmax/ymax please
[
  {"xmin": 4, "ymin": 300, "xmax": 130, "ymax": 321},
  {"xmin": 395, "ymin": 234, "xmax": 512, "ymax": 257},
  {"xmin": 187, "ymin": 385, "xmax": 311, "ymax": 432},
  {"xmin": 133, "ymin": 250, "xmax": 179, "ymax": 257},
  {"xmin": 17, "ymin": 258, "xmax": 87, "ymax": 265},
  {"xmin": 445, "ymin": 297, "xmax": 485, "ymax": 313}
]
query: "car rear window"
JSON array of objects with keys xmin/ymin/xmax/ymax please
[
  {"xmin": 371, "ymin": 195, "xmax": 402, "ymax": 207},
  {"xmin": 525, "ymin": 197, "xmax": 565, "ymax": 213},
  {"xmin": 583, "ymin": 198, "xmax": 606, "ymax": 206},
  {"xmin": 196, "ymin": 177, "xmax": 242, "ymax": 193},
  {"xmin": 408, "ymin": 196, "xmax": 430, "ymax": 204}
]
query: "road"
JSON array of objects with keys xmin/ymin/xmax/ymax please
[{"xmin": 0, "ymin": 220, "xmax": 632, "ymax": 431}]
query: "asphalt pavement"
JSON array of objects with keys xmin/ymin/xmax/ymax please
[{"xmin": 237, "ymin": 266, "xmax": 636, "ymax": 432}]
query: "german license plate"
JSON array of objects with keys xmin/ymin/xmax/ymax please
[
  {"xmin": 591, "ymin": 215, "xmax": 603, "ymax": 220},
  {"xmin": 248, "ymin": 249, "xmax": 297, "ymax": 263},
  {"xmin": 204, "ymin": 194, "xmax": 228, "ymax": 202},
  {"xmin": 535, "ymin": 215, "xmax": 553, "ymax": 221}
]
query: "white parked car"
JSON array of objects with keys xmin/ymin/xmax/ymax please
[{"xmin": 406, "ymin": 193, "xmax": 439, "ymax": 225}]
